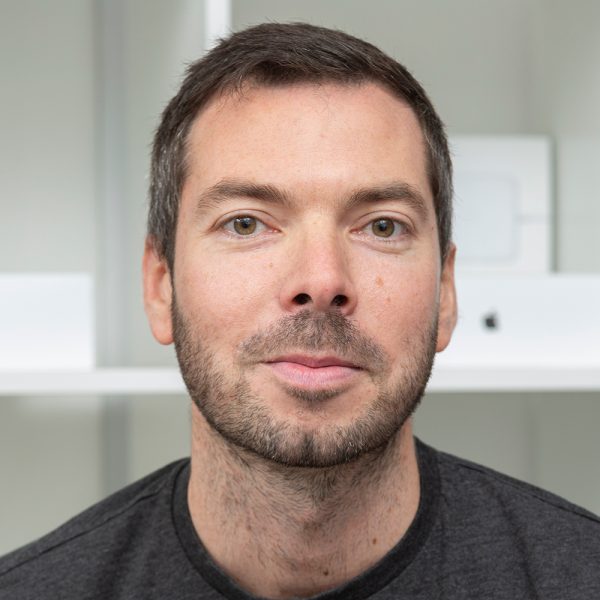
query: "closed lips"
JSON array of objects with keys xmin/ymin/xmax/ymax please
[{"xmin": 266, "ymin": 355, "xmax": 361, "ymax": 369}]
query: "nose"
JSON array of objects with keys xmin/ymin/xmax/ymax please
[{"xmin": 279, "ymin": 229, "xmax": 358, "ymax": 315}]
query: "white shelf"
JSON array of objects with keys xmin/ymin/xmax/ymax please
[
  {"xmin": 0, "ymin": 369, "xmax": 184, "ymax": 396},
  {"xmin": 0, "ymin": 366, "xmax": 599, "ymax": 396},
  {"xmin": 429, "ymin": 365, "xmax": 600, "ymax": 392}
]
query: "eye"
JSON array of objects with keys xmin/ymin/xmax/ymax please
[
  {"xmin": 371, "ymin": 219, "xmax": 395, "ymax": 238},
  {"xmin": 367, "ymin": 218, "xmax": 408, "ymax": 239},
  {"xmin": 223, "ymin": 215, "xmax": 267, "ymax": 236}
]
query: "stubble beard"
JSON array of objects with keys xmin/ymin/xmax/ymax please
[{"xmin": 172, "ymin": 298, "xmax": 438, "ymax": 469}]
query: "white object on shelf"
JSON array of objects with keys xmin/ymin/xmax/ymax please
[
  {"xmin": 451, "ymin": 136, "xmax": 551, "ymax": 274},
  {"xmin": 436, "ymin": 274, "xmax": 600, "ymax": 369},
  {"xmin": 0, "ymin": 273, "xmax": 94, "ymax": 370}
]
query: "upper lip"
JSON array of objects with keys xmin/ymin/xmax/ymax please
[{"xmin": 265, "ymin": 355, "xmax": 361, "ymax": 369}]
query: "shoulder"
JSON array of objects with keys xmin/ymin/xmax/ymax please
[
  {"xmin": 0, "ymin": 459, "xmax": 189, "ymax": 596},
  {"xmin": 434, "ymin": 445, "xmax": 600, "ymax": 528},
  {"xmin": 423, "ymin": 442, "xmax": 600, "ymax": 594}
]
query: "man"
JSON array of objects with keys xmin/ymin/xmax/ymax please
[{"xmin": 1, "ymin": 22, "xmax": 599, "ymax": 600}]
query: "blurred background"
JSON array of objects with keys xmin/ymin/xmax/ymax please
[{"xmin": 1, "ymin": 0, "xmax": 599, "ymax": 554}]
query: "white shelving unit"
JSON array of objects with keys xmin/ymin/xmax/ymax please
[{"xmin": 1, "ymin": 364, "xmax": 599, "ymax": 396}]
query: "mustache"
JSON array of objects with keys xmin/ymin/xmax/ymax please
[{"xmin": 237, "ymin": 309, "xmax": 388, "ymax": 371}]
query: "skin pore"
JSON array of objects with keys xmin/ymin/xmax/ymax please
[{"xmin": 143, "ymin": 82, "xmax": 457, "ymax": 598}]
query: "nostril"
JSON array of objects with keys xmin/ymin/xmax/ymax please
[
  {"xmin": 332, "ymin": 294, "xmax": 348, "ymax": 307},
  {"xmin": 294, "ymin": 293, "xmax": 311, "ymax": 305}
]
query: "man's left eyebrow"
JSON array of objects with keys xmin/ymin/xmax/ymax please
[{"xmin": 346, "ymin": 182, "xmax": 431, "ymax": 221}]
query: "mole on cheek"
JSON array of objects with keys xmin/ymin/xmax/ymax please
[{"xmin": 375, "ymin": 276, "xmax": 384, "ymax": 288}]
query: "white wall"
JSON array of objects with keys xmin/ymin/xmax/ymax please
[
  {"xmin": 529, "ymin": 0, "xmax": 600, "ymax": 271},
  {"xmin": 0, "ymin": 0, "xmax": 96, "ymax": 272},
  {"xmin": 233, "ymin": 0, "xmax": 536, "ymax": 134}
]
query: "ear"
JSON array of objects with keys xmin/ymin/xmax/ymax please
[
  {"xmin": 142, "ymin": 236, "xmax": 174, "ymax": 345},
  {"xmin": 436, "ymin": 243, "xmax": 458, "ymax": 353}
]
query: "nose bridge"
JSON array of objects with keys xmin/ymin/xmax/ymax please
[{"xmin": 280, "ymin": 217, "xmax": 357, "ymax": 313}]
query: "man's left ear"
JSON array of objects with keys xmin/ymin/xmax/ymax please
[
  {"xmin": 142, "ymin": 236, "xmax": 174, "ymax": 345},
  {"xmin": 436, "ymin": 243, "xmax": 458, "ymax": 353}
]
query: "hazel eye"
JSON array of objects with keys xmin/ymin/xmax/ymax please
[
  {"xmin": 223, "ymin": 215, "xmax": 267, "ymax": 236},
  {"xmin": 233, "ymin": 216, "xmax": 257, "ymax": 235},
  {"xmin": 371, "ymin": 219, "xmax": 397, "ymax": 238}
]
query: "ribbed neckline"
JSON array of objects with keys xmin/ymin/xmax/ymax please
[{"xmin": 172, "ymin": 438, "xmax": 440, "ymax": 600}]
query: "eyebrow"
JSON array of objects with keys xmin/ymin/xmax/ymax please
[
  {"xmin": 194, "ymin": 180, "xmax": 293, "ymax": 215},
  {"xmin": 194, "ymin": 178, "xmax": 430, "ymax": 221},
  {"xmin": 345, "ymin": 182, "xmax": 430, "ymax": 221}
]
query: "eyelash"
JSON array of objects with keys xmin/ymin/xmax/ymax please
[
  {"xmin": 221, "ymin": 215, "xmax": 270, "ymax": 237},
  {"xmin": 359, "ymin": 218, "xmax": 411, "ymax": 242},
  {"xmin": 219, "ymin": 215, "xmax": 412, "ymax": 242}
]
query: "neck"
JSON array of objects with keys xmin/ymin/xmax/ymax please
[{"xmin": 187, "ymin": 407, "xmax": 420, "ymax": 599}]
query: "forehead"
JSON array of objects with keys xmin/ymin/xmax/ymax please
[{"xmin": 183, "ymin": 81, "xmax": 432, "ymax": 208}]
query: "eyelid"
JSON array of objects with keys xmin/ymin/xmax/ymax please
[
  {"xmin": 221, "ymin": 215, "xmax": 267, "ymax": 237},
  {"xmin": 217, "ymin": 211, "xmax": 277, "ymax": 237},
  {"xmin": 355, "ymin": 215, "xmax": 413, "ymax": 240}
]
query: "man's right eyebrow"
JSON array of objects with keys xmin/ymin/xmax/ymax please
[{"xmin": 194, "ymin": 179, "xmax": 293, "ymax": 214}]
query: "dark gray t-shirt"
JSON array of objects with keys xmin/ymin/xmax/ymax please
[{"xmin": 2, "ymin": 439, "xmax": 600, "ymax": 599}]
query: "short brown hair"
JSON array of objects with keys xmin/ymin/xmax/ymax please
[{"xmin": 148, "ymin": 22, "xmax": 452, "ymax": 270}]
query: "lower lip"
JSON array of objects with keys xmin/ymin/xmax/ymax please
[{"xmin": 266, "ymin": 361, "xmax": 361, "ymax": 389}]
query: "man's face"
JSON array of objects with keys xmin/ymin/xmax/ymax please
[{"xmin": 145, "ymin": 82, "xmax": 456, "ymax": 467}]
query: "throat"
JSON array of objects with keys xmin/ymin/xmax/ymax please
[{"xmin": 187, "ymin": 419, "xmax": 420, "ymax": 599}]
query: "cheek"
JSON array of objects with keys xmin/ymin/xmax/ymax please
[
  {"xmin": 361, "ymin": 266, "xmax": 439, "ymax": 340},
  {"xmin": 175, "ymin": 252, "xmax": 278, "ymax": 340}
]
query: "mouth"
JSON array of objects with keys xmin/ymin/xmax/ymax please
[{"xmin": 263, "ymin": 354, "xmax": 363, "ymax": 390}]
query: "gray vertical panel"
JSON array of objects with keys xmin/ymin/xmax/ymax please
[
  {"xmin": 94, "ymin": 0, "xmax": 131, "ymax": 494},
  {"xmin": 94, "ymin": 0, "xmax": 214, "ymax": 488}
]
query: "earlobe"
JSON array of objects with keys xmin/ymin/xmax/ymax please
[
  {"xmin": 436, "ymin": 244, "xmax": 458, "ymax": 353},
  {"xmin": 142, "ymin": 237, "xmax": 174, "ymax": 345}
]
